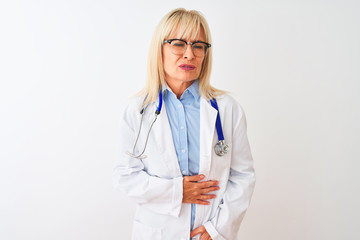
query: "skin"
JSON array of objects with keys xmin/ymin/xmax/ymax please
[
  {"xmin": 190, "ymin": 225, "xmax": 212, "ymax": 240},
  {"xmin": 162, "ymin": 28, "xmax": 206, "ymax": 99},
  {"xmin": 162, "ymin": 29, "xmax": 218, "ymax": 240}
]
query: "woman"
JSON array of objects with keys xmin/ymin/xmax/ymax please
[{"xmin": 113, "ymin": 8, "xmax": 255, "ymax": 240}]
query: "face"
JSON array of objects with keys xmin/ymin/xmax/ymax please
[{"xmin": 162, "ymin": 28, "xmax": 206, "ymax": 86}]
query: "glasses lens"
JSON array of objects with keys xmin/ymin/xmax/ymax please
[
  {"xmin": 168, "ymin": 40, "xmax": 208, "ymax": 57},
  {"xmin": 170, "ymin": 40, "xmax": 186, "ymax": 55},
  {"xmin": 192, "ymin": 43, "xmax": 207, "ymax": 57}
]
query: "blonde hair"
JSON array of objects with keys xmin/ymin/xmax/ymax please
[{"xmin": 140, "ymin": 8, "xmax": 225, "ymax": 106}]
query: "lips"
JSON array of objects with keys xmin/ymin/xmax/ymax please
[{"xmin": 179, "ymin": 64, "xmax": 195, "ymax": 71}]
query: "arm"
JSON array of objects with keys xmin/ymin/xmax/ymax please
[
  {"xmin": 203, "ymin": 105, "xmax": 256, "ymax": 240},
  {"xmin": 112, "ymin": 106, "xmax": 183, "ymax": 217}
]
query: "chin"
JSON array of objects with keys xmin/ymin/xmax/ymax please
[{"xmin": 180, "ymin": 74, "xmax": 199, "ymax": 82}]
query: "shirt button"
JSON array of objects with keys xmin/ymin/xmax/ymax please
[
  {"xmin": 178, "ymin": 104, "xmax": 182, "ymax": 108},
  {"xmin": 180, "ymin": 126, "xmax": 184, "ymax": 130},
  {"xmin": 182, "ymin": 149, "xmax": 185, "ymax": 153},
  {"xmin": 182, "ymin": 170, "xmax": 186, "ymax": 174}
]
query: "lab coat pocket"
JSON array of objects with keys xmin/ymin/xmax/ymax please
[{"xmin": 132, "ymin": 220, "xmax": 162, "ymax": 240}]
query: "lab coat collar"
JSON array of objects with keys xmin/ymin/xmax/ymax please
[
  {"xmin": 150, "ymin": 94, "xmax": 218, "ymax": 177},
  {"xmin": 199, "ymin": 97, "xmax": 218, "ymax": 179},
  {"xmin": 151, "ymin": 100, "xmax": 181, "ymax": 175}
]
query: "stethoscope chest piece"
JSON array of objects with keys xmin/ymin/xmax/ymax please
[{"xmin": 214, "ymin": 140, "xmax": 229, "ymax": 156}]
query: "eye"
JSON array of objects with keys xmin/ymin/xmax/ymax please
[
  {"xmin": 172, "ymin": 40, "xmax": 186, "ymax": 47},
  {"xmin": 193, "ymin": 44, "xmax": 205, "ymax": 49},
  {"xmin": 174, "ymin": 43, "xmax": 185, "ymax": 47}
]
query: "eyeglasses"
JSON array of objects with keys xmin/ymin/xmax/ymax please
[{"xmin": 163, "ymin": 39, "xmax": 211, "ymax": 58}]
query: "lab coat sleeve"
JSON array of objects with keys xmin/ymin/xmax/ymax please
[
  {"xmin": 203, "ymin": 104, "xmax": 256, "ymax": 240},
  {"xmin": 113, "ymin": 105, "xmax": 183, "ymax": 217}
]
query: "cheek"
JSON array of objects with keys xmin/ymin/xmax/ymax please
[
  {"xmin": 162, "ymin": 49, "xmax": 171, "ymax": 72},
  {"xmin": 196, "ymin": 59, "xmax": 205, "ymax": 74},
  {"xmin": 163, "ymin": 53, "xmax": 179, "ymax": 73}
]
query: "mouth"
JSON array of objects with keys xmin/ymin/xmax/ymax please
[{"xmin": 179, "ymin": 64, "xmax": 196, "ymax": 71}]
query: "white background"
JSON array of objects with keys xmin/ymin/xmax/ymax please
[{"xmin": 1, "ymin": 0, "xmax": 359, "ymax": 239}]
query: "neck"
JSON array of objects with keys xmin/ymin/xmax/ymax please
[{"xmin": 166, "ymin": 79, "xmax": 194, "ymax": 99}]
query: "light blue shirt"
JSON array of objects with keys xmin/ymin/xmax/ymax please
[{"xmin": 163, "ymin": 80, "xmax": 200, "ymax": 230}]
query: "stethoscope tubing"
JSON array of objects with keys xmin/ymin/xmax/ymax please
[
  {"xmin": 126, "ymin": 90, "xmax": 163, "ymax": 159},
  {"xmin": 127, "ymin": 90, "xmax": 228, "ymax": 159},
  {"xmin": 210, "ymin": 98, "xmax": 225, "ymax": 141}
]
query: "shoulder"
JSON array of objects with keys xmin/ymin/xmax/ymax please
[
  {"xmin": 121, "ymin": 96, "xmax": 141, "ymax": 114},
  {"xmin": 120, "ymin": 96, "xmax": 146, "ymax": 125},
  {"xmin": 120, "ymin": 95, "xmax": 159, "ymax": 121},
  {"xmin": 123, "ymin": 96, "xmax": 144, "ymax": 112},
  {"xmin": 215, "ymin": 93, "xmax": 246, "ymax": 119},
  {"xmin": 216, "ymin": 93, "xmax": 238, "ymax": 105}
]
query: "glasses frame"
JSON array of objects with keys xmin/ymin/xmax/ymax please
[{"xmin": 163, "ymin": 39, "xmax": 211, "ymax": 57}]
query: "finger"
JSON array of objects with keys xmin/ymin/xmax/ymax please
[
  {"xmin": 200, "ymin": 233, "xmax": 211, "ymax": 240},
  {"xmin": 200, "ymin": 229, "xmax": 211, "ymax": 240},
  {"xmin": 184, "ymin": 174, "xmax": 205, "ymax": 182},
  {"xmin": 190, "ymin": 226, "xmax": 205, "ymax": 238},
  {"xmin": 201, "ymin": 186, "xmax": 220, "ymax": 194},
  {"xmin": 199, "ymin": 194, "xmax": 216, "ymax": 200},
  {"xmin": 194, "ymin": 199, "xmax": 211, "ymax": 205},
  {"xmin": 197, "ymin": 180, "xmax": 219, "ymax": 188}
]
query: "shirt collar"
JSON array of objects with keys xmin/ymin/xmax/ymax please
[
  {"xmin": 187, "ymin": 79, "xmax": 200, "ymax": 101},
  {"xmin": 162, "ymin": 79, "xmax": 200, "ymax": 100}
]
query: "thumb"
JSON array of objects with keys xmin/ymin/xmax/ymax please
[
  {"xmin": 184, "ymin": 174, "xmax": 205, "ymax": 182},
  {"xmin": 190, "ymin": 226, "xmax": 205, "ymax": 238}
]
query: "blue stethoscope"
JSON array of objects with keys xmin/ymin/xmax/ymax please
[{"xmin": 126, "ymin": 90, "xmax": 229, "ymax": 159}]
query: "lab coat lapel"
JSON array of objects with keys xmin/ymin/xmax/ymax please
[
  {"xmin": 199, "ymin": 97, "xmax": 218, "ymax": 179},
  {"xmin": 152, "ymin": 102, "xmax": 181, "ymax": 176}
]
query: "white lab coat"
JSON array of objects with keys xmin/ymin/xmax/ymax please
[{"xmin": 113, "ymin": 93, "xmax": 255, "ymax": 240}]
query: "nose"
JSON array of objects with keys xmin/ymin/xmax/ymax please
[{"xmin": 183, "ymin": 44, "xmax": 195, "ymax": 59}]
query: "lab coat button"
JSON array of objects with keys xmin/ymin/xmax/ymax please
[
  {"xmin": 182, "ymin": 149, "xmax": 185, "ymax": 153},
  {"xmin": 182, "ymin": 170, "xmax": 186, "ymax": 174}
]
